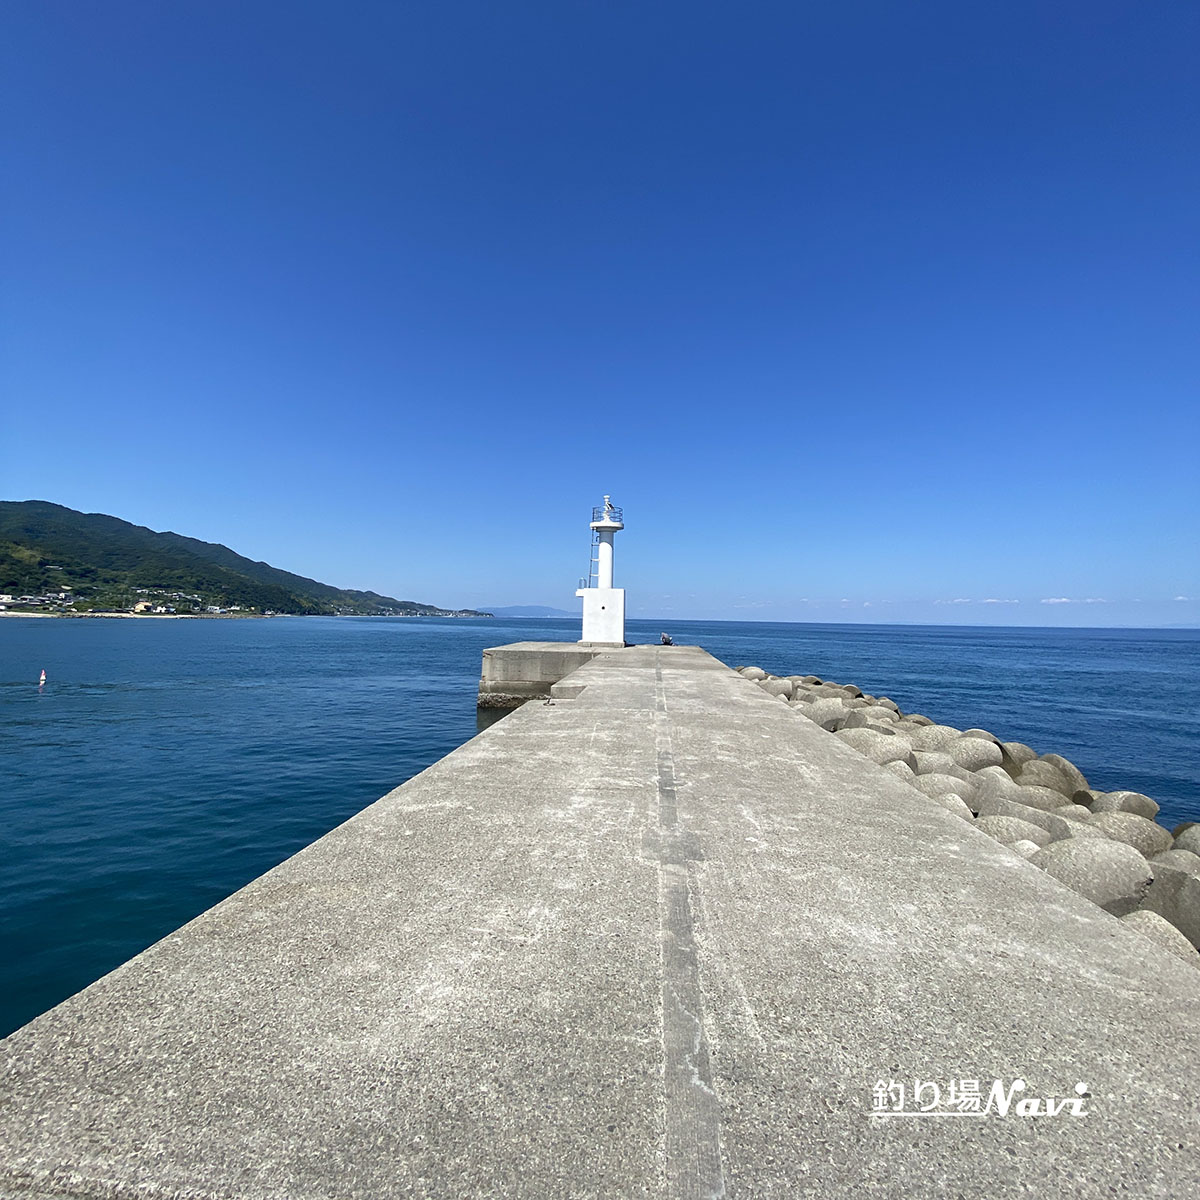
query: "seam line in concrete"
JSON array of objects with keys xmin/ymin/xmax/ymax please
[{"xmin": 655, "ymin": 656, "xmax": 726, "ymax": 1200}]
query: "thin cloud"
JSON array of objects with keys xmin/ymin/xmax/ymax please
[
  {"xmin": 981, "ymin": 598, "xmax": 1019, "ymax": 605},
  {"xmin": 1041, "ymin": 597, "xmax": 1072, "ymax": 604},
  {"xmin": 1175, "ymin": 596, "xmax": 1190, "ymax": 602},
  {"xmin": 935, "ymin": 598, "xmax": 973, "ymax": 605}
]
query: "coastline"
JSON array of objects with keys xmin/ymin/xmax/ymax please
[
  {"xmin": 0, "ymin": 610, "xmax": 270, "ymax": 620},
  {"xmin": 0, "ymin": 611, "xmax": 484, "ymax": 620}
]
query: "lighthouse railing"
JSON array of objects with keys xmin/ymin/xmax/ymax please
[{"xmin": 591, "ymin": 505, "xmax": 623, "ymax": 524}]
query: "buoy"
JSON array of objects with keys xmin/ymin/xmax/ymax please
[{"xmin": 39, "ymin": 669, "xmax": 46, "ymax": 686}]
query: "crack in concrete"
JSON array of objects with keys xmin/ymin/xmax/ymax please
[{"xmin": 655, "ymin": 656, "xmax": 726, "ymax": 1200}]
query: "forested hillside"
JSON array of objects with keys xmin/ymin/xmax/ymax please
[{"xmin": 0, "ymin": 501, "xmax": 489, "ymax": 616}]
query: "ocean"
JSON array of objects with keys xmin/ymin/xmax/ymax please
[{"xmin": 2, "ymin": 615, "xmax": 1197, "ymax": 1038}]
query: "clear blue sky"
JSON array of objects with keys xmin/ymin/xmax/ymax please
[{"xmin": 2, "ymin": 2, "xmax": 1196, "ymax": 625}]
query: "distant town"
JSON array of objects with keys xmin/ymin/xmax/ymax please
[
  {"xmin": 0, "ymin": 586, "xmax": 486, "ymax": 618},
  {"xmin": 1, "ymin": 585, "xmax": 269, "ymax": 616}
]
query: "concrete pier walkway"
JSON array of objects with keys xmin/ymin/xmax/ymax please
[{"xmin": 2, "ymin": 647, "xmax": 1198, "ymax": 1198}]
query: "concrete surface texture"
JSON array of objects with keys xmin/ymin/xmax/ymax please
[{"xmin": 2, "ymin": 646, "xmax": 1199, "ymax": 1198}]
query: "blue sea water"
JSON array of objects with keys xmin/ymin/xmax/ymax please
[{"xmin": 2, "ymin": 615, "xmax": 1198, "ymax": 1038}]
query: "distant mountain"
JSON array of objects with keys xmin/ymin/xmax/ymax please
[
  {"xmin": 486, "ymin": 605, "xmax": 576, "ymax": 618},
  {"xmin": 0, "ymin": 501, "xmax": 492, "ymax": 617}
]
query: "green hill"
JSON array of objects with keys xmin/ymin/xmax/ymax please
[{"xmin": 0, "ymin": 501, "xmax": 490, "ymax": 617}]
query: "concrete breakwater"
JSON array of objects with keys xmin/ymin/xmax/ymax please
[
  {"xmin": 737, "ymin": 664, "xmax": 1200, "ymax": 963},
  {"xmin": 4, "ymin": 645, "xmax": 1200, "ymax": 1198}
]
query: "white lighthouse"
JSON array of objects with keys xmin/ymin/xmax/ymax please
[{"xmin": 576, "ymin": 495, "xmax": 626, "ymax": 645}]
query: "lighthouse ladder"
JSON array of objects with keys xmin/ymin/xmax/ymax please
[{"xmin": 586, "ymin": 527, "xmax": 601, "ymax": 588}]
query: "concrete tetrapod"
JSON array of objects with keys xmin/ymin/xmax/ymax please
[
  {"xmin": 1175, "ymin": 826, "xmax": 1200, "ymax": 856},
  {"xmin": 975, "ymin": 793, "xmax": 1102, "ymax": 843},
  {"xmin": 833, "ymin": 726, "xmax": 914, "ymax": 766},
  {"xmin": 946, "ymin": 736, "xmax": 1004, "ymax": 771},
  {"xmin": 910, "ymin": 750, "xmax": 975, "ymax": 780},
  {"xmin": 1029, "ymin": 839, "xmax": 1153, "ymax": 916},
  {"xmin": 907, "ymin": 724, "xmax": 963, "ymax": 752},
  {"xmin": 1119, "ymin": 910, "xmax": 1200, "ymax": 965},
  {"xmin": 840, "ymin": 713, "xmax": 901, "ymax": 735},
  {"xmin": 1088, "ymin": 791, "xmax": 1162, "ymax": 820},
  {"xmin": 1009, "ymin": 839, "xmax": 1044, "ymax": 859},
  {"xmin": 841, "ymin": 709, "xmax": 901, "ymax": 731},
  {"xmin": 1038, "ymin": 753, "xmax": 1091, "ymax": 795},
  {"xmin": 926, "ymin": 793, "xmax": 974, "ymax": 822},
  {"xmin": 794, "ymin": 697, "xmax": 850, "ymax": 731},
  {"xmin": 910, "ymin": 773, "xmax": 978, "ymax": 806},
  {"xmin": 1089, "ymin": 811, "xmax": 1174, "ymax": 859},
  {"xmin": 999, "ymin": 740, "xmax": 1038, "ymax": 770},
  {"xmin": 976, "ymin": 815, "xmax": 1052, "ymax": 847},
  {"xmin": 1008, "ymin": 784, "xmax": 1077, "ymax": 812},
  {"xmin": 1052, "ymin": 804, "xmax": 1094, "ymax": 824},
  {"xmin": 1016, "ymin": 759, "xmax": 1079, "ymax": 798},
  {"xmin": 974, "ymin": 765, "xmax": 1020, "ymax": 788},
  {"xmin": 1142, "ymin": 849, "xmax": 1200, "ymax": 949},
  {"xmin": 973, "ymin": 775, "xmax": 1075, "ymax": 813}
]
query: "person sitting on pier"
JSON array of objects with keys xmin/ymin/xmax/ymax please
[{"xmin": 660, "ymin": 632, "xmax": 673, "ymax": 645}]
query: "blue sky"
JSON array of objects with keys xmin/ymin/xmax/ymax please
[{"xmin": 2, "ymin": 2, "xmax": 1196, "ymax": 624}]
